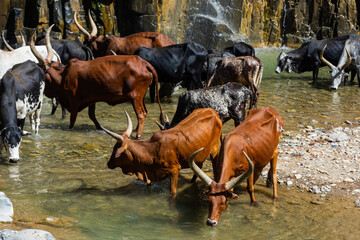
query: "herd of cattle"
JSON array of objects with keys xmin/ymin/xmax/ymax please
[{"xmin": 0, "ymin": 10, "xmax": 359, "ymax": 227}]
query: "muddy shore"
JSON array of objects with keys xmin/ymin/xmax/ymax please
[{"xmin": 273, "ymin": 121, "xmax": 360, "ymax": 207}]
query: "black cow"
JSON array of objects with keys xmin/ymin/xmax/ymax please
[
  {"xmin": 36, "ymin": 35, "xmax": 94, "ymax": 118},
  {"xmin": 0, "ymin": 72, "xmax": 23, "ymax": 162},
  {"xmin": 134, "ymin": 41, "xmax": 208, "ymax": 102},
  {"xmin": 275, "ymin": 35, "xmax": 359, "ymax": 85},
  {"xmin": 158, "ymin": 83, "xmax": 251, "ymax": 129}
]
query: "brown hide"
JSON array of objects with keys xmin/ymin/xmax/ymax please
[
  {"xmin": 207, "ymin": 106, "xmax": 283, "ymax": 226},
  {"xmin": 107, "ymin": 108, "xmax": 222, "ymax": 195},
  {"xmin": 88, "ymin": 32, "xmax": 175, "ymax": 57},
  {"xmin": 208, "ymin": 56, "xmax": 263, "ymax": 109},
  {"xmin": 46, "ymin": 55, "xmax": 162, "ymax": 139}
]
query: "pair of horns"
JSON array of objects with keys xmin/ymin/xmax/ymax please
[
  {"xmin": 188, "ymin": 148, "xmax": 254, "ymax": 189},
  {"xmin": 2, "ymin": 31, "xmax": 26, "ymax": 51},
  {"xmin": 320, "ymin": 44, "xmax": 351, "ymax": 71},
  {"xmin": 74, "ymin": 10, "xmax": 98, "ymax": 40},
  {"xmin": 155, "ymin": 115, "xmax": 170, "ymax": 130},
  {"xmin": 29, "ymin": 25, "xmax": 55, "ymax": 67},
  {"xmin": 101, "ymin": 110, "xmax": 133, "ymax": 143}
]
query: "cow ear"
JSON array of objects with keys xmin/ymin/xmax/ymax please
[{"xmin": 115, "ymin": 147, "xmax": 126, "ymax": 158}]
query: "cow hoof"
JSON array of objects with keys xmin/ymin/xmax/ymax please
[{"xmin": 9, "ymin": 159, "xmax": 19, "ymax": 163}]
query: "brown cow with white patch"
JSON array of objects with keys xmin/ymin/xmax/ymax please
[
  {"xmin": 30, "ymin": 25, "xmax": 163, "ymax": 139},
  {"xmin": 102, "ymin": 108, "xmax": 222, "ymax": 196},
  {"xmin": 208, "ymin": 56, "xmax": 263, "ymax": 109},
  {"xmin": 189, "ymin": 106, "xmax": 283, "ymax": 227},
  {"xmin": 74, "ymin": 10, "xmax": 175, "ymax": 57}
]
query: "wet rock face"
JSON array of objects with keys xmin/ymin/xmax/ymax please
[{"xmin": 0, "ymin": 0, "xmax": 359, "ymax": 49}]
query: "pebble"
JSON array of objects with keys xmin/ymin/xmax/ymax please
[
  {"xmin": 343, "ymin": 177, "xmax": 354, "ymax": 183},
  {"xmin": 0, "ymin": 229, "xmax": 55, "ymax": 240},
  {"xmin": 286, "ymin": 180, "xmax": 293, "ymax": 186},
  {"xmin": 356, "ymin": 200, "xmax": 360, "ymax": 208}
]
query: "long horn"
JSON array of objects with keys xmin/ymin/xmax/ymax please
[
  {"xmin": 165, "ymin": 114, "xmax": 169, "ymax": 123},
  {"xmin": 101, "ymin": 126, "xmax": 124, "ymax": 142},
  {"xmin": 188, "ymin": 148, "xmax": 213, "ymax": 186},
  {"xmin": 2, "ymin": 31, "xmax": 15, "ymax": 51},
  {"xmin": 88, "ymin": 10, "xmax": 98, "ymax": 37},
  {"xmin": 74, "ymin": 11, "xmax": 91, "ymax": 39},
  {"xmin": 225, "ymin": 151, "xmax": 254, "ymax": 190},
  {"xmin": 45, "ymin": 24, "xmax": 55, "ymax": 63},
  {"xmin": 110, "ymin": 50, "xmax": 117, "ymax": 55},
  {"xmin": 339, "ymin": 47, "xmax": 352, "ymax": 71},
  {"xmin": 21, "ymin": 32, "xmax": 26, "ymax": 46},
  {"xmin": 320, "ymin": 45, "xmax": 335, "ymax": 69},
  {"xmin": 30, "ymin": 30, "xmax": 45, "ymax": 66},
  {"xmin": 155, "ymin": 121, "xmax": 165, "ymax": 130},
  {"xmin": 124, "ymin": 110, "xmax": 133, "ymax": 138}
]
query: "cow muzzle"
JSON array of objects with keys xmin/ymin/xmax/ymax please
[
  {"xmin": 107, "ymin": 161, "xmax": 116, "ymax": 169},
  {"xmin": 9, "ymin": 158, "xmax": 19, "ymax": 163},
  {"xmin": 206, "ymin": 219, "xmax": 217, "ymax": 227},
  {"xmin": 275, "ymin": 67, "xmax": 281, "ymax": 74}
]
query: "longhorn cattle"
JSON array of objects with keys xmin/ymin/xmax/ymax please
[
  {"xmin": 208, "ymin": 56, "xmax": 263, "ymax": 109},
  {"xmin": 102, "ymin": 108, "xmax": 222, "ymax": 196},
  {"xmin": 275, "ymin": 35, "xmax": 359, "ymax": 84},
  {"xmin": 74, "ymin": 10, "xmax": 175, "ymax": 57},
  {"xmin": 189, "ymin": 106, "xmax": 283, "ymax": 227},
  {"xmin": 134, "ymin": 41, "xmax": 208, "ymax": 102},
  {"xmin": 320, "ymin": 38, "xmax": 360, "ymax": 89},
  {"xmin": 159, "ymin": 83, "xmax": 251, "ymax": 129},
  {"xmin": 30, "ymin": 25, "xmax": 163, "ymax": 139},
  {"xmin": 36, "ymin": 33, "xmax": 94, "ymax": 119}
]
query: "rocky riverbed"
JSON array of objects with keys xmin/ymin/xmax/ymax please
[{"xmin": 274, "ymin": 121, "xmax": 360, "ymax": 207}]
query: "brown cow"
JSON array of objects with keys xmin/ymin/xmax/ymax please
[
  {"xmin": 189, "ymin": 106, "xmax": 283, "ymax": 227},
  {"xmin": 208, "ymin": 56, "xmax": 263, "ymax": 109},
  {"xmin": 30, "ymin": 25, "xmax": 163, "ymax": 139},
  {"xmin": 101, "ymin": 108, "xmax": 222, "ymax": 196},
  {"xmin": 74, "ymin": 10, "xmax": 175, "ymax": 57}
]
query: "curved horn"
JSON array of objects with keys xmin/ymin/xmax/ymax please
[
  {"xmin": 21, "ymin": 32, "xmax": 26, "ymax": 46},
  {"xmin": 320, "ymin": 45, "xmax": 335, "ymax": 69},
  {"xmin": 45, "ymin": 24, "xmax": 55, "ymax": 63},
  {"xmin": 165, "ymin": 114, "xmax": 169, "ymax": 123},
  {"xmin": 74, "ymin": 11, "xmax": 91, "ymax": 39},
  {"xmin": 225, "ymin": 151, "xmax": 254, "ymax": 190},
  {"xmin": 88, "ymin": 10, "xmax": 98, "ymax": 37},
  {"xmin": 188, "ymin": 148, "xmax": 213, "ymax": 186},
  {"xmin": 340, "ymin": 47, "xmax": 352, "ymax": 71},
  {"xmin": 110, "ymin": 50, "xmax": 117, "ymax": 55},
  {"xmin": 101, "ymin": 126, "xmax": 124, "ymax": 142},
  {"xmin": 30, "ymin": 30, "xmax": 45, "ymax": 66},
  {"xmin": 124, "ymin": 110, "xmax": 133, "ymax": 138},
  {"xmin": 2, "ymin": 31, "xmax": 14, "ymax": 51},
  {"xmin": 155, "ymin": 121, "xmax": 165, "ymax": 130}
]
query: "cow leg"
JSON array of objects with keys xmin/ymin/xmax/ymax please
[
  {"xmin": 88, "ymin": 104, "xmax": 101, "ymax": 129},
  {"xmin": 34, "ymin": 107, "xmax": 42, "ymax": 134},
  {"xmin": 247, "ymin": 173, "xmax": 257, "ymax": 204},
  {"xmin": 69, "ymin": 111, "xmax": 78, "ymax": 129},
  {"xmin": 313, "ymin": 64, "xmax": 320, "ymax": 85},
  {"xmin": 269, "ymin": 148, "xmax": 279, "ymax": 200},
  {"xmin": 357, "ymin": 67, "xmax": 360, "ymax": 87},
  {"xmin": 51, "ymin": 98, "xmax": 58, "ymax": 115},
  {"xmin": 169, "ymin": 169, "xmax": 180, "ymax": 197},
  {"xmin": 131, "ymin": 99, "xmax": 147, "ymax": 139},
  {"xmin": 17, "ymin": 118, "xmax": 25, "ymax": 130},
  {"xmin": 61, "ymin": 105, "xmax": 66, "ymax": 119}
]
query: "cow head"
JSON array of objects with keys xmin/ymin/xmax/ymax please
[
  {"xmin": 275, "ymin": 52, "xmax": 296, "ymax": 73},
  {"xmin": 188, "ymin": 148, "xmax": 254, "ymax": 227},
  {"xmin": 0, "ymin": 124, "xmax": 23, "ymax": 163},
  {"xmin": 101, "ymin": 111, "xmax": 134, "ymax": 172},
  {"xmin": 320, "ymin": 45, "xmax": 352, "ymax": 90},
  {"xmin": 74, "ymin": 10, "xmax": 108, "ymax": 57}
]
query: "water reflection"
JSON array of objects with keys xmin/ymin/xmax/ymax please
[{"xmin": 0, "ymin": 48, "xmax": 360, "ymax": 239}]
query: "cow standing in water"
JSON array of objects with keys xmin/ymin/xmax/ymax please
[
  {"xmin": 30, "ymin": 25, "xmax": 163, "ymax": 139},
  {"xmin": 102, "ymin": 108, "xmax": 222, "ymax": 196},
  {"xmin": 189, "ymin": 106, "xmax": 283, "ymax": 227},
  {"xmin": 74, "ymin": 10, "xmax": 175, "ymax": 57}
]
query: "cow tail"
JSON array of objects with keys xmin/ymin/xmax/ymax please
[
  {"xmin": 205, "ymin": 54, "xmax": 210, "ymax": 87},
  {"xmin": 147, "ymin": 64, "xmax": 164, "ymax": 124}
]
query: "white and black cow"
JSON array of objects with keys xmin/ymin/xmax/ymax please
[
  {"xmin": 2, "ymin": 60, "xmax": 45, "ymax": 136},
  {"xmin": 159, "ymin": 82, "xmax": 251, "ymax": 130},
  {"xmin": 0, "ymin": 72, "xmax": 23, "ymax": 162}
]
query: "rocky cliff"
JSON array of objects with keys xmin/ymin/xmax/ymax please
[{"xmin": 0, "ymin": 0, "xmax": 359, "ymax": 50}]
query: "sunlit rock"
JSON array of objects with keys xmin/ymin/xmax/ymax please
[
  {"xmin": 0, "ymin": 192, "xmax": 13, "ymax": 223},
  {"xmin": 0, "ymin": 229, "xmax": 55, "ymax": 240}
]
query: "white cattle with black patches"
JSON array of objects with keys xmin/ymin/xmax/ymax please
[{"xmin": 162, "ymin": 82, "xmax": 251, "ymax": 129}]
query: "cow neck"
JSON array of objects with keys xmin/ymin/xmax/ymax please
[{"xmin": 126, "ymin": 139, "xmax": 157, "ymax": 165}]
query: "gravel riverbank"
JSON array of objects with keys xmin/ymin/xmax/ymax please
[{"xmin": 274, "ymin": 122, "xmax": 360, "ymax": 206}]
